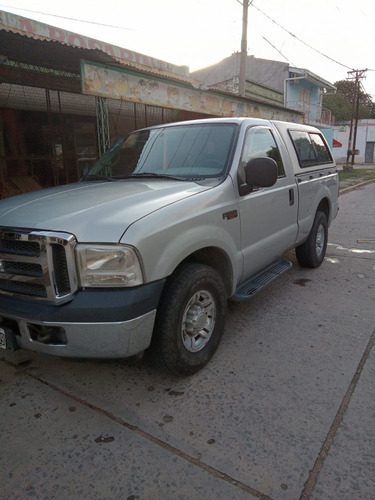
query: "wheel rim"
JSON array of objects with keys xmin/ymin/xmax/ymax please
[
  {"xmin": 316, "ymin": 223, "xmax": 325, "ymax": 257},
  {"xmin": 181, "ymin": 290, "xmax": 216, "ymax": 352}
]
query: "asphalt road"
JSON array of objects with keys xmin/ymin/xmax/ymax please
[{"xmin": 1, "ymin": 183, "xmax": 374, "ymax": 500}]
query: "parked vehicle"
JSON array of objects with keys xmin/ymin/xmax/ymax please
[{"xmin": 0, "ymin": 118, "xmax": 338, "ymax": 374}]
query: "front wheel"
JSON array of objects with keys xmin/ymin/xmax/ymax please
[
  {"xmin": 296, "ymin": 211, "xmax": 328, "ymax": 268},
  {"xmin": 150, "ymin": 263, "xmax": 227, "ymax": 375}
]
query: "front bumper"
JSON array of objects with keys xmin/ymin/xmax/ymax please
[{"xmin": 0, "ymin": 280, "xmax": 165, "ymax": 358}]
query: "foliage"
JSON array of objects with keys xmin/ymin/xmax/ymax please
[{"xmin": 323, "ymin": 80, "xmax": 375, "ymax": 121}]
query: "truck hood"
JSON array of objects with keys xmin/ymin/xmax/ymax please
[{"xmin": 0, "ymin": 180, "xmax": 208, "ymax": 242}]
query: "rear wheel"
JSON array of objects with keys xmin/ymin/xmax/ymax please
[
  {"xmin": 150, "ymin": 263, "xmax": 227, "ymax": 375},
  {"xmin": 296, "ymin": 211, "xmax": 328, "ymax": 268}
]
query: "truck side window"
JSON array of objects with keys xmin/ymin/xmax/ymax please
[
  {"xmin": 289, "ymin": 130, "xmax": 333, "ymax": 167},
  {"xmin": 239, "ymin": 127, "xmax": 285, "ymax": 184}
]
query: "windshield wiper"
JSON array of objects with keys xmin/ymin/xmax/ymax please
[
  {"xmin": 129, "ymin": 172, "xmax": 185, "ymax": 181},
  {"xmin": 81, "ymin": 173, "xmax": 116, "ymax": 182}
]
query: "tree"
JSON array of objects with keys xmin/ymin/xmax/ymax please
[{"xmin": 323, "ymin": 80, "xmax": 375, "ymax": 121}]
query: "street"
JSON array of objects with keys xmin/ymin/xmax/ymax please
[{"xmin": 1, "ymin": 182, "xmax": 374, "ymax": 500}]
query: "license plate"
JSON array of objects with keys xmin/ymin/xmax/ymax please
[{"xmin": 0, "ymin": 327, "xmax": 6, "ymax": 349}]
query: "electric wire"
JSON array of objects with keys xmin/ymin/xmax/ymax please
[
  {"xmin": 359, "ymin": 81, "xmax": 374, "ymax": 100},
  {"xmin": 251, "ymin": 2, "xmax": 354, "ymax": 71},
  {"xmin": 261, "ymin": 36, "xmax": 296, "ymax": 66},
  {"xmin": 0, "ymin": 4, "xmax": 138, "ymax": 31},
  {"xmin": 2, "ymin": 1, "xmax": 373, "ymax": 97},
  {"xmin": 0, "ymin": 1, "xmax": 366, "ymax": 75},
  {"xmin": 247, "ymin": 39, "xmax": 294, "ymax": 89}
]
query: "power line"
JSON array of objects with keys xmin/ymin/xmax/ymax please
[
  {"xmin": 0, "ymin": 4, "xmax": 138, "ymax": 31},
  {"xmin": 251, "ymin": 48, "xmax": 291, "ymax": 87},
  {"xmin": 261, "ymin": 36, "xmax": 297, "ymax": 65},
  {"xmin": 251, "ymin": 3, "xmax": 353, "ymax": 71}
]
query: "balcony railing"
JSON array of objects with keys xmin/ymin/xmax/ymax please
[{"xmin": 286, "ymin": 101, "xmax": 333, "ymax": 127}]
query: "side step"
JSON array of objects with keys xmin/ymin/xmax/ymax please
[{"xmin": 232, "ymin": 258, "xmax": 292, "ymax": 302}]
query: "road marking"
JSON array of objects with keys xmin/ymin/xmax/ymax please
[{"xmin": 328, "ymin": 243, "xmax": 375, "ymax": 254}]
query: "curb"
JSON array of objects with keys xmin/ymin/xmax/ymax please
[{"xmin": 339, "ymin": 178, "xmax": 375, "ymax": 195}]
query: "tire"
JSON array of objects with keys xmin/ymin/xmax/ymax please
[
  {"xmin": 150, "ymin": 263, "xmax": 227, "ymax": 375},
  {"xmin": 296, "ymin": 211, "xmax": 328, "ymax": 268}
]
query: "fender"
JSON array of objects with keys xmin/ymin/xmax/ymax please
[
  {"xmin": 122, "ymin": 180, "xmax": 242, "ymax": 292},
  {"xmin": 295, "ymin": 170, "xmax": 338, "ymax": 245}
]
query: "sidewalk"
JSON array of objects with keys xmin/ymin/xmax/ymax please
[
  {"xmin": 337, "ymin": 163, "xmax": 375, "ymax": 193},
  {"xmin": 336, "ymin": 163, "xmax": 375, "ymax": 169}
]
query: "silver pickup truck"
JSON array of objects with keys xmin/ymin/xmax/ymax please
[{"xmin": 0, "ymin": 117, "xmax": 338, "ymax": 374}]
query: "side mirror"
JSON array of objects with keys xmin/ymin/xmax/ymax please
[{"xmin": 244, "ymin": 157, "xmax": 278, "ymax": 189}]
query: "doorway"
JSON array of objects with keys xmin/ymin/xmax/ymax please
[{"xmin": 365, "ymin": 142, "xmax": 375, "ymax": 163}]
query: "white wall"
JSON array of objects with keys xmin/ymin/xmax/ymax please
[{"xmin": 333, "ymin": 120, "xmax": 375, "ymax": 164}]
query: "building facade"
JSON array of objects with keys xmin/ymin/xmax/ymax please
[
  {"xmin": 191, "ymin": 54, "xmax": 336, "ymax": 130},
  {"xmin": 333, "ymin": 120, "xmax": 375, "ymax": 164},
  {"xmin": 1, "ymin": 11, "xmax": 305, "ymax": 197}
]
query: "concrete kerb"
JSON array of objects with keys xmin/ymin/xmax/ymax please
[
  {"xmin": 340, "ymin": 178, "xmax": 375, "ymax": 195},
  {"xmin": 337, "ymin": 163, "xmax": 375, "ymax": 195}
]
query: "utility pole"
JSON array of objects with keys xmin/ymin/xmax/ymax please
[
  {"xmin": 238, "ymin": 1, "xmax": 251, "ymax": 97},
  {"xmin": 345, "ymin": 69, "xmax": 367, "ymax": 170}
]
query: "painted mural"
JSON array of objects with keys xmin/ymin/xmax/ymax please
[{"xmin": 81, "ymin": 61, "xmax": 300, "ymax": 122}]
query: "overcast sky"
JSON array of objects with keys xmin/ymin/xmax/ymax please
[{"xmin": 1, "ymin": 0, "xmax": 375, "ymax": 98}]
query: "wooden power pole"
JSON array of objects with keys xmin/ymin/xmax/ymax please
[
  {"xmin": 345, "ymin": 69, "xmax": 367, "ymax": 170},
  {"xmin": 238, "ymin": 1, "xmax": 251, "ymax": 97}
]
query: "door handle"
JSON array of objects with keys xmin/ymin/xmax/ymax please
[{"xmin": 289, "ymin": 188, "xmax": 295, "ymax": 206}]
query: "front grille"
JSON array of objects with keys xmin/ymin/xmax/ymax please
[
  {"xmin": 0, "ymin": 278, "xmax": 47, "ymax": 297},
  {"xmin": 2, "ymin": 261, "xmax": 42, "ymax": 277},
  {"xmin": 0, "ymin": 228, "xmax": 77, "ymax": 304},
  {"xmin": 52, "ymin": 243, "xmax": 71, "ymax": 296},
  {"xmin": 0, "ymin": 238, "xmax": 40, "ymax": 256}
]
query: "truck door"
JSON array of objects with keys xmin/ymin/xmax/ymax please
[{"xmin": 237, "ymin": 126, "xmax": 298, "ymax": 281}]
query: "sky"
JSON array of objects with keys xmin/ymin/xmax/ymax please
[{"xmin": 1, "ymin": 0, "xmax": 375, "ymax": 98}]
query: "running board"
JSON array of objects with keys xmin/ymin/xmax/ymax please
[{"xmin": 232, "ymin": 258, "xmax": 292, "ymax": 302}]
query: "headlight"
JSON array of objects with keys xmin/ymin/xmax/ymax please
[{"xmin": 76, "ymin": 244, "xmax": 144, "ymax": 287}]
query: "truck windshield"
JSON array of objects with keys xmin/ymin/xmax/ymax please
[{"xmin": 86, "ymin": 123, "xmax": 237, "ymax": 181}]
